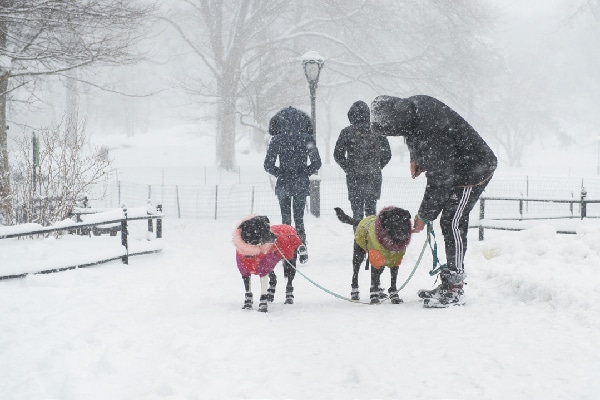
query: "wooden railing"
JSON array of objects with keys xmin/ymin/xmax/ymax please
[{"xmin": 0, "ymin": 204, "xmax": 163, "ymax": 280}]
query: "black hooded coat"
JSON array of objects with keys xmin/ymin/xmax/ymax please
[
  {"xmin": 334, "ymin": 101, "xmax": 391, "ymax": 201},
  {"xmin": 371, "ymin": 95, "xmax": 497, "ymax": 221},
  {"xmin": 264, "ymin": 107, "xmax": 322, "ymax": 197}
]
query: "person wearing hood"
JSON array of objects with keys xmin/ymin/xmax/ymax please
[
  {"xmin": 264, "ymin": 106, "xmax": 322, "ymax": 246},
  {"xmin": 334, "ymin": 101, "xmax": 392, "ymax": 225},
  {"xmin": 371, "ymin": 95, "xmax": 497, "ymax": 308}
]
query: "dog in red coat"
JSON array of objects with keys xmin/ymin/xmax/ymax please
[{"xmin": 233, "ymin": 215, "xmax": 308, "ymax": 312}]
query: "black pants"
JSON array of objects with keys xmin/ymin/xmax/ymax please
[
  {"xmin": 349, "ymin": 196, "xmax": 377, "ymax": 222},
  {"xmin": 278, "ymin": 194, "xmax": 306, "ymax": 243},
  {"xmin": 439, "ymin": 180, "xmax": 490, "ymax": 273}
]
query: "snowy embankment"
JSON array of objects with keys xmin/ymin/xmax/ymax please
[{"xmin": 0, "ymin": 214, "xmax": 599, "ymax": 399}]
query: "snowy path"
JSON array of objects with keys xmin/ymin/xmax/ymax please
[{"xmin": 1, "ymin": 216, "xmax": 599, "ymax": 399}]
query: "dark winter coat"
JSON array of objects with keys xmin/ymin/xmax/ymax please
[
  {"xmin": 371, "ymin": 95, "xmax": 497, "ymax": 221},
  {"xmin": 264, "ymin": 107, "xmax": 322, "ymax": 197},
  {"xmin": 334, "ymin": 101, "xmax": 391, "ymax": 201}
]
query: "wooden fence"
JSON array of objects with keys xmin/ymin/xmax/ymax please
[{"xmin": 0, "ymin": 205, "xmax": 163, "ymax": 280}]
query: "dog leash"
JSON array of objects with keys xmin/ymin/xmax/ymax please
[{"xmin": 274, "ymin": 234, "xmax": 429, "ymax": 305}]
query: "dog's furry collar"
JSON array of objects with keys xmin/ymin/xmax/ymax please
[
  {"xmin": 374, "ymin": 207, "xmax": 411, "ymax": 251},
  {"xmin": 233, "ymin": 215, "xmax": 274, "ymax": 256}
]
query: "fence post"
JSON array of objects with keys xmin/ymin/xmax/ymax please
[
  {"xmin": 121, "ymin": 204, "xmax": 129, "ymax": 265},
  {"xmin": 147, "ymin": 200, "xmax": 154, "ymax": 234},
  {"xmin": 479, "ymin": 198, "xmax": 485, "ymax": 241},
  {"xmin": 519, "ymin": 199, "xmax": 523, "ymax": 220},
  {"xmin": 156, "ymin": 204, "xmax": 163, "ymax": 239},
  {"xmin": 580, "ymin": 187, "xmax": 587, "ymax": 219}
]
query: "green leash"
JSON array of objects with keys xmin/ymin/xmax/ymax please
[
  {"xmin": 275, "ymin": 233, "xmax": 429, "ymax": 305},
  {"xmin": 425, "ymin": 222, "xmax": 448, "ymax": 276}
]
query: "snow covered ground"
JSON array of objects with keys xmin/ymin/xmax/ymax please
[{"xmin": 1, "ymin": 128, "xmax": 599, "ymax": 399}]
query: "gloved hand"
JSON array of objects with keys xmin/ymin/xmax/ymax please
[{"xmin": 297, "ymin": 245, "xmax": 308, "ymax": 264}]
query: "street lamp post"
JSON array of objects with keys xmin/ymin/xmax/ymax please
[{"xmin": 302, "ymin": 51, "xmax": 324, "ymax": 217}]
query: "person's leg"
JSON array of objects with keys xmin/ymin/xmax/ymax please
[
  {"xmin": 278, "ymin": 195, "xmax": 292, "ymax": 226},
  {"xmin": 292, "ymin": 195, "xmax": 307, "ymax": 243},
  {"xmin": 349, "ymin": 195, "xmax": 365, "ymax": 221},
  {"xmin": 364, "ymin": 197, "xmax": 377, "ymax": 217},
  {"xmin": 439, "ymin": 183, "xmax": 488, "ymax": 273}
]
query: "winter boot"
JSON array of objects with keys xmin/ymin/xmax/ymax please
[
  {"xmin": 284, "ymin": 286, "xmax": 294, "ymax": 304},
  {"xmin": 418, "ymin": 269, "xmax": 465, "ymax": 308},
  {"xmin": 389, "ymin": 288, "xmax": 403, "ymax": 304},
  {"xmin": 242, "ymin": 293, "xmax": 253, "ymax": 310},
  {"xmin": 258, "ymin": 294, "xmax": 269, "ymax": 313},
  {"xmin": 350, "ymin": 287, "xmax": 360, "ymax": 301}
]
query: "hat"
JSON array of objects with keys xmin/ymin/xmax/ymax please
[{"xmin": 238, "ymin": 216, "xmax": 277, "ymax": 245}]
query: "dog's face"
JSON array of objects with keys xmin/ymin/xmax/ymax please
[
  {"xmin": 378, "ymin": 207, "xmax": 412, "ymax": 244},
  {"xmin": 239, "ymin": 216, "xmax": 277, "ymax": 245}
]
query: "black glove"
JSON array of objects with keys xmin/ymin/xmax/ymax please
[{"xmin": 297, "ymin": 245, "xmax": 308, "ymax": 264}]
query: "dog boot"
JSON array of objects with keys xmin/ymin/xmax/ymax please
[
  {"xmin": 370, "ymin": 287, "xmax": 381, "ymax": 304},
  {"xmin": 389, "ymin": 288, "xmax": 403, "ymax": 304},
  {"xmin": 242, "ymin": 293, "xmax": 253, "ymax": 310},
  {"xmin": 285, "ymin": 287, "xmax": 294, "ymax": 304},
  {"xmin": 258, "ymin": 294, "xmax": 268, "ymax": 312},
  {"xmin": 351, "ymin": 287, "xmax": 360, "ymax": 301},
  {"xmin": 267, "ymin": 273, "xmax": 277, "ymax": 302}
]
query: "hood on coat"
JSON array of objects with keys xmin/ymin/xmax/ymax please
[
  {"xmin": 374, "ymin": 206, "xmax": 412, "ymax": 251},
  {"xmin": 371, "ymin": 95, "xmax": 416, "ymax": 137},
  {"xmin": 269, "ymin": 106, "xmax": 314, "ymax": 136},
  {"xmin": 347, "ymin": 100, "xmax": 370, "ymax": 129}
]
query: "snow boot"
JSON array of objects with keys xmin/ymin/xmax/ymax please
[
  {"xmin": 418, "ymin": 269, "xmax": 465, "ymax": 308},
  {"xmin": 258, "ymin": 294, "xmax": 269, "ymax": 312},
  {"xmin": 284, "ymin": 286, "xmax": 294, "ymax": 304},
  {"xmin": 242, "ymin": 293, "xmax": 253, "ymax": 310},
  {"xmin": 350, "ymin": 287, "xmax": 360, "ymax": 301},
  {"xmin": 389, "ymin": 288, "xmax": 403, "ymax": 304}
]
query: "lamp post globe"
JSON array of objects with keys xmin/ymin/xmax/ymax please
[{"xmin": 301, "ymin": 51, "xmax": 324, "ymax": 217}]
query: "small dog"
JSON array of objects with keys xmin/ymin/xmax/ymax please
[
  {"xmin": 233, "ymin": 215, "xmax": 308, "ymax": 312},
  {"xmin": 335, "ymin": 207, "xmax": 412, "ymax": 304}
]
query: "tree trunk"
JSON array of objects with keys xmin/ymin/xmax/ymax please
[
  {"xmin": 216, "ymin": 74, "xmax": 238, "ymax": 171},
  {"xmin": 0, "ymin": 8, "xmax": 12, "ymax": 223}
]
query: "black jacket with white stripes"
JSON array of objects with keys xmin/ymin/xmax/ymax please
[{"xmin": 371, "ymin": 95, "xmax": 497, "ymax": 222}]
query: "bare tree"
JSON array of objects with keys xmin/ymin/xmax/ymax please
[
  {"xmin": 10, "ymin": 117, "xmax": 112, "ymax": 227},
  {"xmin": 162, "ymin": 0, "xmax": 496, "ymax": 171},
  {"xmin": 0, "ymin": 0, "xmax": 154, "ymax": 221}
]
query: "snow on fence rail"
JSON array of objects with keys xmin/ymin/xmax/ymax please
[{"xmin": 0, "ymin": 204, "xmax": 164, "ymax": 280}]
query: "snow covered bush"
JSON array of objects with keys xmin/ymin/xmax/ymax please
[{"xmin": 9, "ymin": 117, "xmax": 112, "ymax": 226}]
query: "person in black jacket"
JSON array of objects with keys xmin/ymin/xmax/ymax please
[
  {"xmin": 334, "ymin": 101, "xmax": 392, "ymax": 226},
  {"xmin": 264, "ymin": 107, "xmax": 322, "ymax": 245},
  {"xmin": 371, "ymin": 95, "xmax": 497, "ymax": 307}
]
